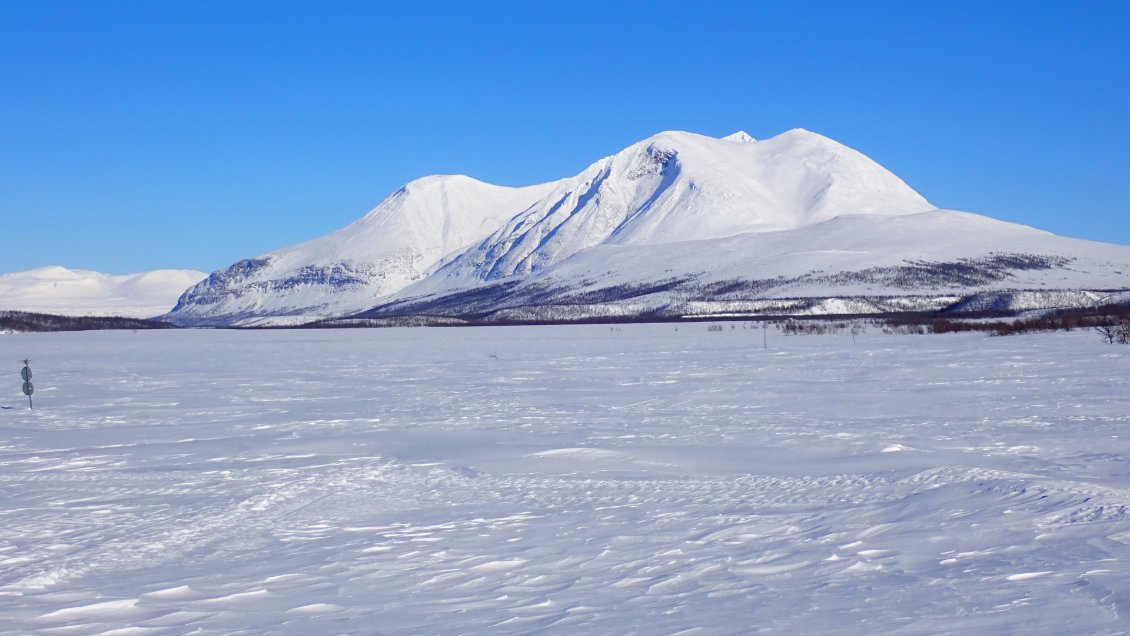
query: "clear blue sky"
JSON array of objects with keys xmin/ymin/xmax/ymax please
[{"xmin": 2, "ymin": 1, "xmax": 1128, "ymax": 274}]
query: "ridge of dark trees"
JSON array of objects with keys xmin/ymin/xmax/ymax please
[
  {"xmin": 0, "ymin": 311, "xmax": 175, "ymax": 332},
  {"xmin": 894, "ymin": 302, "xmax": 1130, "ymax": 338},
  {"xmin": 6, "ymin": 298, "xmax": 1128, "ymax": 339}
]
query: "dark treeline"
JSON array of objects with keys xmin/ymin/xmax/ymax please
[
  {"xmin": 0, "ymin": 311, "xmax": 175, "ymax": 332},
  {"xmin": 888, "ymin": 302, "xmax": 1130, "ymax": 339}
]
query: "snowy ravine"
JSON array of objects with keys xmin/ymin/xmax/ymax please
[{"xmin": 1, "ymin": 325, "xmax": 1129, "ymax": 634}]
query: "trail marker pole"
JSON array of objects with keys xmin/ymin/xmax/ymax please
[{"xmin": 20, "ymin": 359, "xmax": 33, "ymax": 410}]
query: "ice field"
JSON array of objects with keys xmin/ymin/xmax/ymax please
[{"xmin": 1, "ymin": 324, "xmax": 1128, "ymax": 634}]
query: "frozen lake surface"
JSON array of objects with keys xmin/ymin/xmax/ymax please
[{"xmin": 1, "ymin": 324, "xmax": 1128, "ymax": 634}]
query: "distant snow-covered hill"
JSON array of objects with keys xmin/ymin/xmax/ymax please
[
  {"xmin": 165, "ymin": 129, "xmax": 1130, "ymax": 326},
  {"xmin": 0, "ymin": 267, "xmax": 206, "ymax": 319}
]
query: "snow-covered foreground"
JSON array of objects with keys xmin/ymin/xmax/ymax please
[{"xmin": 1, "ymin": 325, "xmax": 1128, "ymax": 634}]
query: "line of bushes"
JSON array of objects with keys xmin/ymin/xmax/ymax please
[{"xmin": 895, "ymin": 302, "xmax": 1130, "ymax": 341}]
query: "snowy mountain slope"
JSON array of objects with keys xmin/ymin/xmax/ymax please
[
  {"xmin": 432, "ymin": 129, "xmax": 934, "ymax": 285},
  {"xmin": 0, "ymin": 266, "xmax": 206, "ymax": 318},
  {"xmin": 364, "ymin": 210, "xmax": 1130, "ymax": 321},
  {"xmin": 165, "ymin": 176, "xmax": 560, "ymax": 326}
]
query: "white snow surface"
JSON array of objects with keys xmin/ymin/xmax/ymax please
[
  {"xmin": 2, "ymin": 325, "xmax": 1130, "ymax": 634},
  {"xmin": 0, "ymin": 267, "xmax": 206, "ymax": 318}
]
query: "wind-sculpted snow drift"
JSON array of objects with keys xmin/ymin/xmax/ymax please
[
  {"xmin": 165, "ymin": 130, "xmax": 1130, "ymax": 326},
  {"xmin": 3, "ymin": 326, "xmax": 1130, "ymax": 633}
]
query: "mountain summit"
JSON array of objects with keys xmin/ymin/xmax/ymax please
[
  {"xmin": 419, "ymin": 129, "xmax": 934, "ymax": 288},
  {"xmin": 722, "ymin": 131, "xmax": 756, "ymax": 143},
  {"xmin": 165, "ymin": 130, "xmax": 1130, "ymax": 326}
]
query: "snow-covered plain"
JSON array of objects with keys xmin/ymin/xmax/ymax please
[{"xmin": 1, "ymin": 325, "xmax": 1128, "ymax": 634}]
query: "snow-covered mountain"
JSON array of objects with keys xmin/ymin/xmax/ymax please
[
  {"xmin": 166, "ymin": 176, "xmax": 560, "ymax": 326},
  {"xmin": 432, "ymin": 129, "xmax": 932, "ymax": 285},
  {"xmin": 368, "ymin": 209, "xmax": 1130, "ymax": 323},
  {"xmin": 0, "ymin": 267, "xmax": 207, "ymax": 319},
  {"xmin": 166, "ymin": 129, "xmax": 1130, "ymax": 326}
]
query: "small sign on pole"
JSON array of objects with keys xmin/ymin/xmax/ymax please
[{"xmin": 20, "ymin": 359, "xmax": 33, "ymax": 410}]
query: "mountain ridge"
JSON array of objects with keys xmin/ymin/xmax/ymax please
[
  {"xmin": 413, "ymin": 128, "xmax": 935, "ymax": 292},
  {"xmin": 166, "ymin": 174, "xmax": 561, "ymax": 324}
]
